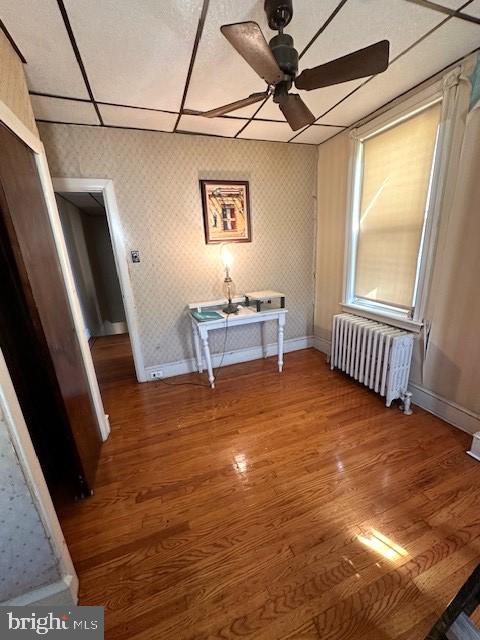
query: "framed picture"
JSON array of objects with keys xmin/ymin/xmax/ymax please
[{"xmin": 200, "ymin": 180, "xmax": 252, "ymax": 244}]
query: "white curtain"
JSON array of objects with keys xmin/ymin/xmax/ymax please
[{"xmin": 420, "ymin": 57, "xmax": 480, "ymax": 413}]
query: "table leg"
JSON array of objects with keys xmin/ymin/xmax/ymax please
[
  {"xmin": 261, "ymin": 321, "xmax": 268, "ymax": 358},
  {"xmin": 200, "ymin": 330, "xmax": 215, "ymax": 388},
  {"xmin": 192, "ymin": 322, "xmax": 203, "ymax": 372},
  {"xmin": 278, "ymin": 317, "xmax": 285, "ymax": 372}
]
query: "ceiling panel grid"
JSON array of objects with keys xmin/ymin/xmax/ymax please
[
  {"xmin": 64, "ymin": 0, "xmax": 205, "ymax": 112},
  {"xmin": 321, "ymin": 15, "xmax": 480, "ymax": 127},
  {"xmin": 1, "ymin": 0, "xmax": 478, "ymax": 143},
  {"xmin": 184, "ymin": 0, "xmax": 341, "ymax": 118},
  {"xmin": 258, "ymin": 0, "xmax": 470, "ymax": 122},
  {"xmin": 31, "ymin": 94, "xmax": 99, "ymax": 124},
  {"xmin": 0, "ymin": 0, "xmax": 89, "ymax": 97}
]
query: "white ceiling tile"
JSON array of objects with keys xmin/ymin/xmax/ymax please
[
  {"xmin": 464, "ymin": 0, "xmax": 480, "ymax": 17},
  {"xmin": 64, "ymin": 0, "xmax": 204, "ymax": 111},
  {"xmin": 436, "ymin": 0, "xmax": 475, "ymax": 8},
  {"xmin": 270, "ymin": 0, "xmax": 454, "ymax": 120},
  {"xmin": 31, "ymin": 95, "xmax": 99, "ymax": 124},
  {"xmin": 321, "ymin": 17, "xmax": 480, "ymax": 127},
  {"xmin": 0, "ymin": 0, "xmax": 89, "ymax": 97},
  {"xmin": 185, "ymin": 0, "xmax": 341, "ymax": 117},
  {"xmin": 291, "ymin": 125, "xmax": 344, "ymax": 144},
  {"xmin": 99, "ymin": 104, "xmax": 177, "ymax": 131},
  {"xmin": 57, "ymin": 192, "xmax": 104, "ymax": 215},
  {"xmin": 237, "ymin": 120, "xmax": 294, "ymax": 142},
  {"xmin": 177, "ymin": 114, "xmax": 244, "ymax": 137}
]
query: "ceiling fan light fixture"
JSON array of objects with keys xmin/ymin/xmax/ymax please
[{"xmin": 264, "ymin": 0, "xmax": 293, "ymax": 31}]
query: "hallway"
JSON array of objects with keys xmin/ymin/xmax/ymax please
[{"xmin": 90, "ymin": 334, "xmax": 136, "ymax": 388}]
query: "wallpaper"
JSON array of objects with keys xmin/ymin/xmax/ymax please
[
  {"xmin": 314, "ymin": 132, "xmax": 350, "ymax": 345},
  {"xmin": 40, "ymin": 123, "xmax": 317, "ymax": 369},
  {"xmin": 0, "ymin": 418, "xmax": 60, "ymax": 602},
  {"xmin": 0, "ymin": 30, "xmax": 38, "ymax": 137}
]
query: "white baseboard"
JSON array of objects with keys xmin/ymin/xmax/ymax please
[
  {"xmin": 311, "ymin": 335, "xmax": 480, "ymax": 437},
  {"xmin": 102, "ymin": 320, "xmax": 128, "ymax": 335},
  {"xmin": 145, "ymin": 335, "xmax": 314, "ymax": 380},
  {"xmin": 408, "ymin": 383, "xmax": 480, "ymax": 435},
  {"xmin": 312, "ymin": 335, "xmax": 331, "ymax": 356},
  {"xmin": 2, "ymin": 575, "xmax": 78, "ymax": 607}
]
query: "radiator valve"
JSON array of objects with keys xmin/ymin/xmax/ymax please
[{"xmin": 400, "ymin": 391, "xmax": 413, "ymax": 415}]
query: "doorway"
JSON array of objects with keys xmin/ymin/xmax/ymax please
[{"xmin": 53, "ymin": 179, "xmax": 144, "ymax": 392}]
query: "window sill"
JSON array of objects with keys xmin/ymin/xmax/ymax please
[{"xmin": 341, "ymin": 303, "xmax": 423, "ymax": 333}]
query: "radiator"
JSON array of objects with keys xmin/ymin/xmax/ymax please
[{"xmin": 330, "ymin": 313, "xmax": 414, "ymax": 410}]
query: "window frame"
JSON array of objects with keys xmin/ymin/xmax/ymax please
[{"xmin": 342, "ymin": 83, "xmax": 450, "ymax": 332}]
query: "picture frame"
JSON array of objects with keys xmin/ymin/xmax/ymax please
[{"xmin": 200, "ymin": 180, "xmax": 252, "ymax": 244}]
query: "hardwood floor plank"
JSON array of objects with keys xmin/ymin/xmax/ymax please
[{"xmin": 56, "ymin": 338, "xmax": 478, "ymax": 640}]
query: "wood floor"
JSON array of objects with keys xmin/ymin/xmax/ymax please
[{"xmin": 58, "ymin": 335, "xmax": 480, "ymax": 640}]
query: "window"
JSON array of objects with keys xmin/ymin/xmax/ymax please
[
  {"xmin": 345, "ymin": 99, "xmax": 443, "ymax": 327},
  {"xmin": 222, "ymin": 205, "xmax": 237, "ymax": 231}
]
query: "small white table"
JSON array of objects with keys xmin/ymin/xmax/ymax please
[{"xmin": 189, "ymin": 298, "xmax": 287, "ymax": 388}]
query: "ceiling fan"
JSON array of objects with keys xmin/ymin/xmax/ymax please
[{"xmin": 201, "ymin": 0, "xmax": 390, "ymax": 131}]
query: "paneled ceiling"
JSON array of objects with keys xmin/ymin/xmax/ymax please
[
  {"xmin": 1, "ymin": 0, "xmax": 479, "ymax": 145},
  {"xmin": 57, "ymin": 191, "xmax": 105, "ymax": 216}
]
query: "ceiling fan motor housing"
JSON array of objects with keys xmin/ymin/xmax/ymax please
[
  {"xmin": 269, "ymin": 33, "xmax": 298, "ymax": 77},
  {"xmin": 264, "ymin": 0, "xmax": 293, "ymax": 31}
]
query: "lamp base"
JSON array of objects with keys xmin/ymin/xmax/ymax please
[{"xmin": 222, "ymin": 302, "xmax": 239, "ymax": 314}]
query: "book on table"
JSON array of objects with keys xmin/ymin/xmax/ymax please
[{"xmin": 191, "ymin": 310, "xmax": 223, "ymax": 322}]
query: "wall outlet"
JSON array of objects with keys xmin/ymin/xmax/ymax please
[{"xmin": 150, "ymin": 370, "xmax": 163, "ymax": 379}]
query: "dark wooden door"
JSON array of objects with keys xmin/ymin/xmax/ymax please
[
  {"xmin": 0, "ymin": 204, "xmax": 83, "ymax": 493},
  {"xmin": 0, "ymin": 123, "xmax": 101, "ymax": 495}
]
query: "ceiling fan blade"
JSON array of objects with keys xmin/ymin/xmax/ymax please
[
  {"xmin": 295, "ymin": 40, "xmax": 390, "ymax": 91},
  {"xmin": 279, "ymin": 94, "xmax": 315, "ymax": 131},
  {"xmin": 221, "ymin": 21, "xmax": 283, "ymax": 85},
  {"xmin": 201, "ymin": 92, "xmax": 268, "ymax": 118}
]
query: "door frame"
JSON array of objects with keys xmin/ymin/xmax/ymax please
[
  {"xmin": 0, "ymin": 92, "xmax": 80, "ymax": 604},
  {"xmin": 53, "ymin": 177, "xmax": 145, "ymax": 383},
  {"xmin": 0, "ymin": 106, "xmax": 112, "ymax": 444}
]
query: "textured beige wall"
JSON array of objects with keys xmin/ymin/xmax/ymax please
[
  {"xmin": 0, "ymin": 30, "xmax": 38, "ymax": 137},
  {"xmin": 314, "ymin": 132, "xmax": 350, "ymax": 346},
  {"xmin": 39, "ymin": 123, "xmax": 317, "ymax": 368},
  {"xmin": 314, "ymin": 128, "xmax": 480, "ymax": 415},
  {"xmin": 57, "ymin": 195, "xmax": 104, "ymax": 337},
  {"xmin": 83, "ymin": 214, "xmax": 126, "ymax": 327}
]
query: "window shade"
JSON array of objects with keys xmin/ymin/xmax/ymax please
[{"xmin": 354, "ymin": 103, "xmax": 441, "ymax": 310}]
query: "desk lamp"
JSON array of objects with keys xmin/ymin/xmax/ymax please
[{"xmin": 221, "ymin": 246, "xmax": 238, "ymax": 314}]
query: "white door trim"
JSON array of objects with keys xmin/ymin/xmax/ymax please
[
  {"xmin": 1, "ymin": 99, "xmax": 112, "ymax": 440},
  {"xmin": 52, "ymin": 177, "xmax": 146, "ymax": 383}
]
